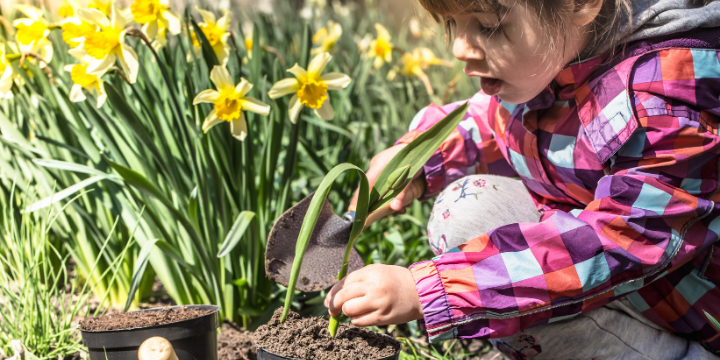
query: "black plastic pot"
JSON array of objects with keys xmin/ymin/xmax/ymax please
[
  {"xmin": 80, "ymin": 305, "xmax": 220, "ymax": 360},
  {"xmin": 255, "ymin": 336, "xmax": 401, "ymax": 360}
]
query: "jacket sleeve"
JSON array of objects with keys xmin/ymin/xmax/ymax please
[
  {"xmin": 409, "ymin": 105, "xmax": 720, "ymax": 342},
  {"xmin": 397, "ymin": 93, "xmax": 516, "ymax": 199}
]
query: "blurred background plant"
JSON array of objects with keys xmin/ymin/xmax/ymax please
[{"xmin": 0, "ymin": 0, "xmax": 486, "ymax": 358}]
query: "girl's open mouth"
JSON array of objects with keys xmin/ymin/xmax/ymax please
[{"xmin": 480, "ymin": 77, "xmax": 503, "ymax": 96}]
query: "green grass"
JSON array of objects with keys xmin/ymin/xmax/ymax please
[{"xmin": 0, "ymin": 187, "xmax": 130, "ymax": 360}]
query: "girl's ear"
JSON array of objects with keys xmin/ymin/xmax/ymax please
[{"xmin": 571, "ymin": 0, "xmax": 603, "ymax": 26}]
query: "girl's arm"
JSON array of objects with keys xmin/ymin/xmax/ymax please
[{"xmin": 412, "ymin": 105, "xmax": 720, "ymax": 342}]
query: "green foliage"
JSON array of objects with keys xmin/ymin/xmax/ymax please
[
  {"xmin": 0, "ymin": 0, "xmax": 478, "ymax": 334},
  {"xmin": 0, "ymin": 190, "xmax": 128, "ymax": 360}
]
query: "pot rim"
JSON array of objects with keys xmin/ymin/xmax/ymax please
[
  {"xmin": 253, "ymin": 332, "xmax": 401, "ymax": 360},
  {"xmin": 79, "ymin": 304, "xmax": 221, "ymax": 333}
]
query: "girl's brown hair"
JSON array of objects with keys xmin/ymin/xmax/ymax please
[{"xmin": 417, "ymin": 0, "xmax": 632, "ymax": 59}]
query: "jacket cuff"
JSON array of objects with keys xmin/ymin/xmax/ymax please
[{"xmin": 409, "ymin": 260, "xmax": 457, "ymax": 342}]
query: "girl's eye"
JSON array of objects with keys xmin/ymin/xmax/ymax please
[{"xmin": 477, "ymin": 20, "xmax": 501, "ymax": 37}]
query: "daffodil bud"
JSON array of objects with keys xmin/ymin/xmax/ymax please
[{"xmin": 387, "ymin": 164, "xmax": 411, "ymax": 191}]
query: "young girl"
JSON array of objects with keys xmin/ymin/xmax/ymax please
[{"xmin": 325, "ymin": 0, "xmax": 720, "ymax": 358}]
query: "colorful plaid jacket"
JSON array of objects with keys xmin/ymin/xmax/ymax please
[{"xmin": 398, "ymin": 28, "xmax": 720, "ymax": 351}]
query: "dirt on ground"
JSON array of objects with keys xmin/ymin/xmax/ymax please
[
  {"xmin": 254, "ymin": 308, "xmax": 400, "ymax": 360},
  {"xmin": 78, "ymin": 306, "xmax": 213, "ymax": 331},
  {"xmin": 218, "ymin": 321, "xmax": 257, "ymax": 360}
]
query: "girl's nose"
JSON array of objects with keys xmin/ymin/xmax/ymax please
[{"xmin": 453, "ymin": 32, "xmax": 485, "ymax": 63}]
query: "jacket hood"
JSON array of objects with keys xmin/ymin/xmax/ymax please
[{"xmin": 581, "ymin": 0, "xmax": 720, "ymax": 59}]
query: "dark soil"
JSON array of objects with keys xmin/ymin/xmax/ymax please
[
  {"xmin": 255, "ymin": 308, "xmax": 400, "ymax": 360},
  {"xmin": 79, "ymin": 306, "xmax": 213, "ymax": 331},
  {"xmin": 218, "ymin": 321, "xmax": 257, "ymax": 360}
]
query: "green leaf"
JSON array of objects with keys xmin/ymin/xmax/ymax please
[
  {"xmin": 233, "ymin": 278, "xmax": 248, "ymax": 288},
  {"xmin": 23, "ymin": 175, "xmax": 117, "ymax": 213},
  {"xmin": 33, "ymin": 159, "xmax": 107, "ymax": 177},
  {"xmin": 101, "ymin": 153, "xmax": 172, "ymax": 207},
  {"xmin": 705, "ymin": 310, "xmax": 720, "ymax": 332},
  {"xmin": 281, "ymin": 163, "xmax": 370, "ymax": 322},
  {"xmin": 124, "ymin": 238, "xmax": 159, "ymax": 311},
  {"xmin": 369, "ymin": 103, "xmax": 469, "ymax": 212},
  {"xmin": 217, "ymin": 211, "xmax": 255, "ymax": 257}
]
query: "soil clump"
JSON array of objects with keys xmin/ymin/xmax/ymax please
[
  {"xmin": 79, "ymin": 306, "xmax": 212, "ymax": 331},
  {"xmin": 255, "ymin": 308, "xmax": 400, "ymax": 360},
  {"xmin": 218, "ymin": 321, "xmax": 257, "ymax": 360}
]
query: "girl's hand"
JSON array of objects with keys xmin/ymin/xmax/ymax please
[
  {"xmin": 350, "ymin": 144, "xmax": 424, "ymax": 214},
  {"xmin": 324, "ymin": 264, "xmax": 424, "ymax": 327}
]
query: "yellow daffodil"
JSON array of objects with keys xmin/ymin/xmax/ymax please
[
  {"xmin": 57, "ymin": 0, "xmax": 96, "ymax": 48},
  {"xmin": 64, "ymin": 48, "xmax": 107, "ymax": 108},
  {"xmin": 396, "ymin": 48, "xmax": 450, "ymax": 95},
  {"xmin": 366, "ymin": 23, "xmax": 393, "ymax": 69},
  {"xmin": 76, "ymin": 7, "xmax": 139, "ymax": 83},
  {"xmin": 311, "ymin": 20, "xmax": 342, "ymax": 55},
  {"xmin": 88, "ymin": 0, "xmax": 113, "ymax": 17},
  {"xmin": 268, "ymin": 52, "xmax": 351, "ymax": 123},
  {"xmin": 193, "ymin": 66, "xmax": 270, "ymax": 141},
  {"xmin": 243, "ymin": 25, "xmax": 253, "ymax": 58},
  {"xmin": 0, "ymin": 47, "xmax": 16, "ymax": 99},
  {"xmin": 58, "ymin": 0, "xmax": 78, "ymax": 18},
  {"xmin": 130, "ymin": 0, "xmax": 180, "ymax": 47},
  {"xmin": 13, "ymin": 5, "xmax": 53, "ymax": 64},
  {"xmin": 191, "ymin": 9, "xmax": 231, "ymax": 66}
]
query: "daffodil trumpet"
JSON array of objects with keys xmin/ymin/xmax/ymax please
[
  {"xmin": 193, "ymin": 66, "xmax": 270, "ymax": 141},
  {"xmin": 268, "ymin": 52, "xmax": 351, "ymax": 123}
]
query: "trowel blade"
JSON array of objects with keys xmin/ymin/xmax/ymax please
[{"xmin": 265, "ymin": 194, "xmax": 365, "ymax": 292}]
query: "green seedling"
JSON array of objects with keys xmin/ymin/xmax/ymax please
[{"xmin": 279, "ymin": 103, "xmax": 469, "ymax": 336}]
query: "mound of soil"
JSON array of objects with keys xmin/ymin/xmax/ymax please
[
  {"xmin": 79, "ymin": 306, "xmax": 213, "ymax": 331},
  {"xmin": 255, "ymin": 308, "xmax": 400, "ymax": 360},
  {"xmin": 218, "ymin": 321, "xmax": 257, "ymax": 360}
]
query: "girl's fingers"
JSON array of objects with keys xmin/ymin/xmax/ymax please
[
  {"xmin": 349, "ymin": 310, "xmax": 384, "ymax": 328},
  {"xmin": 327, "ymin": 283, "xmax": 366, "ymax": 316},
  {"xmin": 341, "ymin": 296, "xmax": 375, "ymax": 317}
]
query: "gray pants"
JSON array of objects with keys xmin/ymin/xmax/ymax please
[{"xmin": 427, "ymin": 175, "xmax": 719, "ymax": 360}]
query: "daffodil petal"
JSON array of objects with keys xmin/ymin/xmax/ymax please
[
  {"xmin": 288, "ymin": 94, "xmax": 303, "ymax": 124},
  {"xmin": 70, "ymin": 84, "xmax": 87, "ymax": 103},
  {"xmin": 314, "ymin": 96, "xmax": 334, "ymax": 120},
  {"xmin": 373, "ymin": 56, "xmax": 384, "ymax": 69},
  {"xmin": 217, "ymin": 11, "xmax": 231, "ymax": 31},
  {"xmin": 161, "ymin": 10, "xmax": 181, "ymax": 35},
  {"xmin": 12, "ymin": 18, "xmax": 35, "ymax": 27},
  {"xmin": 320, "ymin": 73, "xmax": 351, "ymax": 90},
  {"xmin": 196, "ymin": 8, "xmax": 216, "ymax": 25},
  {"xmin": 287, "ymin": 64, "xmax": 307, "ymax": 79},
  {"xmin": 95, "ymin": 81, "xmax": 107, "ymax": 108},
  {"xmin": 144, "ymin": 21, "xmax": 158, "ymax": 40},
  {"xmin": 77, "ymin": 8, "xmax": 109, "ymax": 28},
  {"xmin": 375, "ymin": 23, "xmax": 391, "ymax": 41},
  {"xmin": 235, "ymin": 78, "xmax": 253, "ymax": 96},
  {"xmin": 15, "ymin": 4, "xmax": 43, "ymax": 21},
  {"xmin": 240, "ymin": 97, "xmax": 270, "ymax": 116},
  {"xmin": 193, "ymin": 89, "xmax": 220, "ymax": 104},
  {"xmin": 86, "ymin": 53, "xmax": 115, "ymax": 76},
  {"xmin": 210, "ymin": 66, "xmax": 234, "ymax": 90},
  {"xmin": 308, "ymin": 52, "xmax": 331, "ymax": 77},
  {"xmin": 118, "ymin": 45, "xmax": 139, "ymax": 83},
  {"xmin": 111, "ymin": 7, "xmax": 128, "ymax": 29},
  {"xmin": 202, "ymin": 110, "xmax": 222, "ymax": 133},
  {"xmin": 230, "ymin": 114, "xmax": 247, "ymax": 141},
  {"xmin": 63, "ymin": 64, "xmax": 74, "ymax": 72},
  {"xmin": 268, "ymin": 78, "xmax": 299, "ymax": 99}
]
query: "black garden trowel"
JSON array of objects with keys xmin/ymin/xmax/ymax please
[{"xmin": 265, "ymin": 179, "xmax": 424, "ymax": 292}]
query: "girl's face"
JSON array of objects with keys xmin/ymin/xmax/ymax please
[{"xmin": 450, "ymin": 2, "xmax": 593, "ymax": 104}]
